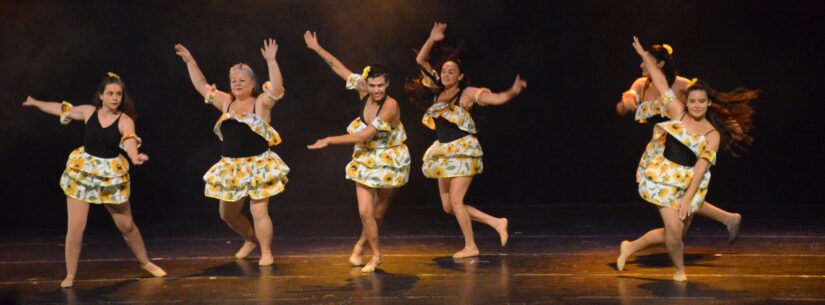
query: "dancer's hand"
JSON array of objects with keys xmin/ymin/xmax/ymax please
[
  {"xmin": 677, "ymin": 198, "xmax": 691, "ymax": 220},
  {"xmin": 22, "ymin": 96, "xmax": 38, "ymax": 107},
  {"xmin": 429, "ymin": 22, "xmax": 447, "ymax": 42},
  {"xmin": 509, "ymin": 75, "xmax": 528, "ymax": 96},
  {"xmin": 174, "ymin": 44, "xmax": 194, "ymax": 63},
  {"xmin": 632, "ymin": 36, "xmax": 646, "ymax": 56},
  {"xmin": 307, "ymin": 138, "xmax": 329, "ymax": 150},
  {"xmin": 304, "ymin": 31, "xmax": 320, "ymax": 50},
  {"xmin": 620, "ymin": 91, "xmax": 638, "ymax": 113},
  {"xmin": 261, "ymin": 38, "xmax": 278, "ymax": 61},
  {"xmin": 133, "ymin": 153, "xmax": 149, "ymax": 166}
]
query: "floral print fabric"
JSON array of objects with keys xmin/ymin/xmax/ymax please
[
  {"xmin": 345, "ymin": 116, "xmax": 410, "ymax": 188},
  {"xmin": 60, "ymin": 147, "xmax": 131, "ymax": 204},
  {"xmin": 636, "ymin": 90, "xmax": 718, "ymax": 212},
  {"xmin": 421, "ymin": 102, "xmax": 483, "ymax": 178}
]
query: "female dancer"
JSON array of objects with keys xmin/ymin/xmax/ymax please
[
  {"xmin": 175, "ymin": 39, "xmax": 289, "ymax": 266},
  {"xmin": 615, "ymin": 44, "xmax": 746, "ymax": 273},
  {"xmin": 620, "ymin": 37, "xmax": 756, "ymax": 281},
  {"xmin": 23, "ymin": 73, "xmax": 166, "ymax": 288},
  {"xmin": 409, "ymin": 22, "xmax": 525, "ymax": 258},
  {"xmin": 304, "ymin": 30, "xmax": 410, "ymax": 272}
]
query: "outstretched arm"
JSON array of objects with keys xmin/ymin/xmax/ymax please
[
  {"xmin": 304, "ymin": 31, "xmax": 356, "ymax": 81},
  {"xmin": 632, "ymin": 36, "xmax": 682, "ymax": 117},
  {"xmin": 174, "ymin": 44, "xmax": 230, "ymax": 110},
  {"xmin": 308, "ymin": 100, "xmax": 400, "ymax": 149},
  {"xmin": 461, "ymin": 75, "xmax": 528, "ymax": 108},
  {"xmin": 259, "ymin": 38, "xmax": 285, "ymax": 109},
  {"xmin": 22, "ymin": 96, "xmax": 94, "ymax": 122},
  {"xmin": 416, "ymin": 22, "xmax": 447, "ymax": 73}
]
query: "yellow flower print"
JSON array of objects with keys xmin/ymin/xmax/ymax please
[
  {"xmin": 65, "ymin": 180, "xmax": 79, "ymax": 195},
  {"xmin": 380, "ymin": 151, "xmax": 394, "ymax": 164},
  {"xmin": 347, "ymin": 163, "xmax": 359, "ymax": 177},
  {"xmin": 383, "ymin": 172, "xmax": 394, "ymax": 185},
  {"xmin": 208, "ymin": 183, "xmax": 222, "ymax": 194},
  {"xmin": 252, "ymin": 176, "xmax": 263, "ymax": 187},
  {"xmin": 434, "ymin": 167, "xmax": 445, "ymax": 177},
  {"xmin": 100, "ymin": 190, "xmax": 114, "ymax": 203},
  {"xmin": 395, "ymin": 176, "xmax": 405, "ymax": 185},
  {"xmin": 471, "ymin": 159, "xmax": 482, "ymax": 173},
  {"xmin": 364, "ymin": 157, "xmax": 376, "ymax": 168},
  {"xmin": 641, "ymin": 189, "xmax": 650, "ymax": 200},
  {"xmin": 70, "ymin": 158, "xmax": 86, "ymax": 170}
]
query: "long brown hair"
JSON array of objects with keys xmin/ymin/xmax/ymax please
[
  {"xmin": 405, "ymin": 41, "xmax": 469, "ymax": 110},
  {"xmin": 92, "ymin": 74, "xmax": 137, "ymax": 120},
  {"xmin": 687, "ymin": 79, "xmax": 758, "ymax": 156}
]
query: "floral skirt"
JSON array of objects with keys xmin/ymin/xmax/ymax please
[
  {"xmin": 60, "ymin": 147, "xmax": 131, "ymax": 204},
  {"xmin": 204, "ymin": 150, "xmax": 290, "ymax": 202},
  {"xmin": 637, "ymin": 155, "xmax": 711, "ymax": 213},
  {"xmin": 346, "ymin": 144, "xmax": 410, "ymax": 188},
  {"xmin": 422, "ymin": 135, "xmax": 484, "ymax": 178}
]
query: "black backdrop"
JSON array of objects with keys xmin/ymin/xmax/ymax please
[{"xmin": 1, "ymin": 0, "xmax": 822, "ymax": 221}]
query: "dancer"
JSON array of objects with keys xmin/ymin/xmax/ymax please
[
  {"xmin": 304, "ymin": 30, "xmax": 411, "ymax": 272},
  {"xmin": 22, "ymin": 72, "xmax": 166, "ymax": 288},
  {"xmin": 408, "ymin": 22, "xmax": 525, "ymax": 258},
  {"xmin": 175, "ymin": 38, "xmax": 289, "ymax": 266},
  {"xmin": 615, "ymin": 44, "xmax": 745, "ymax": 273},
  {"xmin": 618, "ymin": 37, "xmax": 756, "ymax": 281}
]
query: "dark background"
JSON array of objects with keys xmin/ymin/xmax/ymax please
[{"xmin": 0, "ymin": 0, "xmax": 822, "ymax": 229}]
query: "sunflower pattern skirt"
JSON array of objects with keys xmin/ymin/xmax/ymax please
[
  {"xmin": 345, "ymin": 117, "xmax": 411, "ymax": 188},
  {"xmin": 203, "ymin": 150, "xmax": 290, "ymax": 202},
  {"xmin": 422, "ymin": 135, "xmax": 484, "ymax": 178},
  {"xmin": 59, "ymin": 147, "xmax": 131, "ymax": 204}
]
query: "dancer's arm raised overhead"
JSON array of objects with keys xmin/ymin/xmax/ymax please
[
  {"xmin": 632, "ymin": 36, "xmax": 683, "ymax": 118},
  {"xmin": 22, "ymin": 96, "xmax": 95, "ymax": 122},
  {"xmin": 175, "ymin": 44, "xmax": 231, "ymax": 111},
  {"xmin": 257, "ymin": 38, "xmax": 285, "ymax": 110},
  {"xmin": 304, "ymin": 30, "xmax": 367, "ymax": 97},
  {"xmin": 415, "ymin": 22, "xmax": 447, "ymax": 73}
]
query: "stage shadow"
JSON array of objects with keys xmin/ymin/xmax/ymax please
[
  {"xmin": 609, "ymin": 252, "xmax": 718, "ymax": 270},
  {"xmin": 616, "ymin": 275, "xmax": 748, "ymax": 301}
]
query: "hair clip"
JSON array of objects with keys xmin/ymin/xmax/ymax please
[
  {"xmin": 107, "ymin": 72, "xmax": 121, "ymax": 79},
  {"xmin": 360, "ymin": 66, "xmax": 371, "ymax": 80},
  {"xmin": 662, "ymin": 44, "xmax": 673, "ymax": 55}
]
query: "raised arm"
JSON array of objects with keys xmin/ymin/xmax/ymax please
[
  {"xmin": 675, "ymin": 132, "xmax": 720, "ymax": 220},
  {"xmin": 174, "ymin": 44, "xmax": 230, "ymax": 110},
  {"xmin": 303, "ymin": 31, "xmax": 356, "ymax": 82},
  {"xmin": 258, "ymin": 38, "xmax": 285, "ymax": 109},
  {"xmin": 22, "ymin": 96, "xmax": 95, "ymax": 122},
  {"xmin": 460, "ymin": 75, "xmax": 528, "ymax": 108},
  {"xmin": 416, "ymin": 22, "xmax": 447, "ymax": 73},
  {"xmin": 632, "ymin": 36, "xmax": 682, "ymax": 117},
  {"xmin": 308, "ymin": 100, "xmax": 400, "ymax": 149},
  {"xmin": 118, "ymin": 115, "xmax": 149, "ymax": 165}
]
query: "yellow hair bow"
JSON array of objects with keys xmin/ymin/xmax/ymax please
[
  {"xmin": 662, "ymin": 44, "xmax": 673, "ymax": 55},
  {"xmin": 687, "ymin": 78, "xmax": 698, "ymax": 88},
  {"xmin": 360, "ymin": 66, "xmax": 371, "ymax": 80},
  {"xmin": 107, "ymin": 72, "xmax": 121, "ymax": 79}
]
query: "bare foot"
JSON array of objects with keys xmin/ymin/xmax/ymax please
[
  {"xmin": 361, "ymin": 256, "xmax": 383, "ymax": 273},
  {"xmin": 496, "ymin": 218, "xmax": 509, "ymax": 247},
  {"xmin": 616, "ymin": 240, "xmax": 631, "ymax": 271},
  {"xmin": 452, "ymin": 247, "xmax": 480, "ymax": 259},
  {"xmin": 60, "ymin": 276, "xmax": 74, "ymax": 288},
  {"xmin": 235, "ymin": 241, "xmax": 258, "ymax": 259},
  {"xmin": 258, "ymin": 254, "xmax": 274, "ymax": 266},
  {"xmin": 727, "ymin": 213, "xmax": 742, "ymax": 245},
  {"xmin": 141, "ymin": 262, "xmax": 167, "ymax": 277},
  {"xmin": 673, "ymin": 270, "xmax": 687, "ymax": 282},
  {"xmin": 349, "ymin": 245, "xmax": 364, "ymax": 266}
]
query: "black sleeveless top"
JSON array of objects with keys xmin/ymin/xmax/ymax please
[
  {"xmin": 434, "ymin": 91, "xmax": 470, "ymax": 143},
  {"xmin": 360, "ymin": 95, "xmax": 386, "ymax": 126},
  {"xmin": 84, "ymin": 111, "xmax": 122, "ymax": 158},
  {"xmin": 663, "ymin": 113, "xmax": 716, "ymax": 167},
  {"xmin": 220, "ymin": 101, "xmax": 269, "ymax": 158}
]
